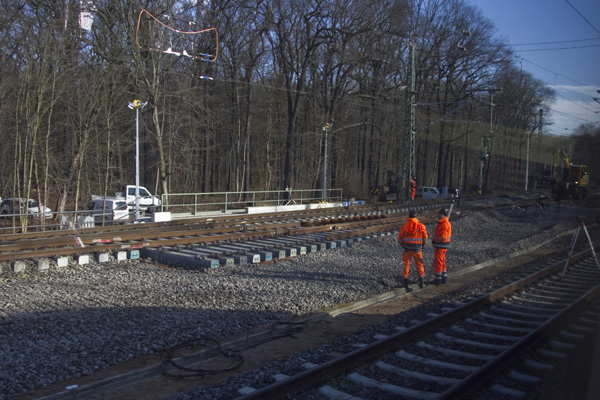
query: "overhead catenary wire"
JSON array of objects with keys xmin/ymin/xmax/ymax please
[
  {"xmin": 138, "ymin": 5, "xmax": 596, "ymax": 134},
  {"xmin": 563, "ymin": 0, "xmax": 600, "ymax": 35},
  {"xmin": 553, "ymin": 90, "xmax": 600, "ymax": 115},
  {"xmin": 502, "ymin": 1, "xmax": 600, "ymax": 130},
  {"xmin": 512, "ymin": 37, "xmax": 600, "ymax": 46},
  {"xmin": 416, "ymin": 100, "xmax": 473, "ymax": 132},
  {"xmin": 518, "ymin": 57, "xmax": 600, "ymax": 127},
  {"xmin": 515, "ymin": 43, "xmax": 600, "ymax": 52},
  {"xmin": 521, "ymin": 57, "xmax": 591, "ymax": 88}
]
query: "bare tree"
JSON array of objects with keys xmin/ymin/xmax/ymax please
[
  {"xmin": 258, "ymin": 0, "xmax": 332, "ymax": 191},
  {"xmin": 0, "ymin": 0, "xmax": 563, "ymax": 211}
]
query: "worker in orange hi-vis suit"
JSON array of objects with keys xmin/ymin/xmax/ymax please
[
  {"xmin": 397, "ymin": 210, "xmax": 428, "ymax": 292},
  {"xmin": 430, "ymin": 208, "xmax": 451, "ymax": 286},
  {"xmin": 410, "ymin": 177, "xmax": 417, "ymax": 201}
]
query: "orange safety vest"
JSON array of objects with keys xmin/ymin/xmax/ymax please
[
  {"xmin": 398, "ymin": 217, "xmax": 428, "ymax": 251},
  {"xmin": 433, "ymin": 216, "xmax": 451, "ymax": 248}
]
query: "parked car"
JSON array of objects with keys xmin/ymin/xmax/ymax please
[
  {"xmin": 0, "ymin": 197, "xmax": 52, "ymax": 219},
  {"xmin": 416, "ymin": 187, "xmax": 440, "ymax": 199},
  {"xmin": 85, "ymin": 198, "xmax": 130, "ymax": 225}
]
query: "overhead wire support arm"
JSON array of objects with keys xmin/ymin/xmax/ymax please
[{"xmin": 418, "ymin": 87, "xmax": 502, "ymax": 95}]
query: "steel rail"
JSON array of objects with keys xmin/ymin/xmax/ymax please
[
  {"xmin": 0, "ymin": 212, "xmax": 389, "ymax": 251},
  {"xmin": 235, "ymin": 247, "xmax": 597, "ymax": 400},
  {"xmin": 0, "ymin": 194, "xmax": 545, "ymax": 263},
  {"xmin": 0, "ymin": 203, "xmax": 406, "ymax": 240},
  {"xmin": 437, "ymin": 284, "xmax": 600, "ymax": 399},
  {"xmin": 31, "ymin": 205, "xmax": 572, "ymax": 400},
  {"xmin": 0, "ymin": 214, "xmax": 412, "ymax": 262},
  {"xmin": 0, "ymin": 198, "xmax": 446, "ymax": 261}
]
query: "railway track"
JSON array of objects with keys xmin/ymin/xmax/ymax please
[
  {"xmin": 2, "ymin": 191, "xmax": 594, "ymax": 400},
  {"xmin": 235, "ymin": 249, "xmax": 600, "ymax": 400},
  {"xmin": 0, "ymin": 195, "xmax": 552, "ymax": 265},
  {"xmin": 28, "ymin": 222, "xmax": 600, "ymax": 400},
  {"xmin": 0, "ymin": 204, "xmax": 423, "ymax": 262}
]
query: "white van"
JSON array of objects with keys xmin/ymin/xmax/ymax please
[{"xmin": 85, "ymin": 198, "xmax": 129, "ymax": 225}]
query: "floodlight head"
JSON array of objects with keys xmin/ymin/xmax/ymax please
[{"xmin": 128, "ymin": 100, "xmax": 147, "ymax": 110}]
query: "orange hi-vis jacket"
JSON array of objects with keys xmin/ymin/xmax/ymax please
[
  {"xmin": 433, "ymin": 216, "xmax": 451, "ymax": 249},
  {"xmin": 398, "ymin": 217, "xmax": 428, "ymax": 251}
]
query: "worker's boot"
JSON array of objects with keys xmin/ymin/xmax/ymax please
[
  {"xmin": 418, "ymin": 277, "xmax": 424, "ymax": 289},
  {"xmin": 441, "ymin": 273, "xmax": 447, "ymax": 284},
  {"xmin": 403, "ymin": 278, "xmax": 412, "ymax": 292},
  {"xmin": 428, "ymin": 273, "xmax": 441, "ymax": 286}
]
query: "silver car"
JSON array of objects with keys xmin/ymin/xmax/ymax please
[{"xmin": 419, "ymin": 187, "xmax": 440, "ymax": 199}]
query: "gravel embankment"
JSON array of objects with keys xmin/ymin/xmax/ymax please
[{"xmin": 0, "ymin": 197, "xmax": 598, "ymax": 398}]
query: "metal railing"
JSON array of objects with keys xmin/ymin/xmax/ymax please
[
  {"xmin": 0, "ymin": 189, "xmax": 344, "ymax": 233},
  {"xmin": 160, "ymin": 188, "xmax": 343, "ymax": 214},
  {"xmin": 0, "ymin": 209, "xmax": 140, "ymax": 234},
  {"xmin": 0, "ymin": 213, "xmax": 58, "ymax": 233}
]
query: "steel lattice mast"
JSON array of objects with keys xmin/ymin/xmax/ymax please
[{"xmin": 403, "ymin": 44, "xmax": 416, "ymax": 201}]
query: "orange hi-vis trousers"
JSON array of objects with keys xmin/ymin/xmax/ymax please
[
  {"xmin": 433, "ymin": 247, "xmax": 447, "ymax": 276},
  {"xmin": 402, "ymin": 250, "xmax": 425, "ymax": 278}
]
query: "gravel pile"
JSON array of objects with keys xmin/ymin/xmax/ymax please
[{"xmin": 0, "ymin": 198, "xmax": 598, "ymax": 398}]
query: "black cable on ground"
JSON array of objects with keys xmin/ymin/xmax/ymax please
[
  {"xmin": 162, "ymin": 336, "xmax": 244, "ymax": 378},
  {"xmin": 162, "ymin": 324, "xmax": 304, "ymax": 378}
]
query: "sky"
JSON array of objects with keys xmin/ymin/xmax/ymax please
[{"xmin": 469, "ymin": 0, "xmax": 600, "ymax": 136}]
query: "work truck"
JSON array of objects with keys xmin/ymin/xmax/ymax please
[
  {"xmin": 92, "ymin": 185, "xmax": 161, "ymax": 212},
  {"xmin": 118, "ymin": 185, "xmax": 161, "ymax": 211}
]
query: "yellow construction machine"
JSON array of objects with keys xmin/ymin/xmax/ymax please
[{"xmin": 551, "ymin": 149, "xmax": 589, "ymax": 201}]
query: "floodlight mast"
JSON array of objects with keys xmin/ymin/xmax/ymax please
[
  {"xmin": 127, "ymin": 100, "xmax": 148, "ymax": 220},
  {"xmin": 323, "ymin": 122, "xmax": 331, "ymax": 200}
]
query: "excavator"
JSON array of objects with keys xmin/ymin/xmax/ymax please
[
  {"xmin": 370, "ymin": 170, "xmax": 403, "ymax": 202},
  {"xmin": 551, "ymin": 149, "xmax": 589, "ymax": 201}
]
